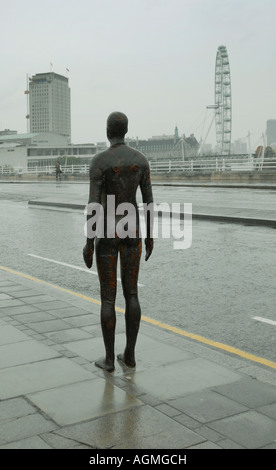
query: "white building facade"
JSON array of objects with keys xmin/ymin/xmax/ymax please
[{"xmin": 0, "ymin": 132, "xmax": 107, "ymax": 172}]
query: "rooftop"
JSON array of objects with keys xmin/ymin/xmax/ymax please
[{"xmin": 0, "ymin": 133, "xmax": 38, "ymax": 142}]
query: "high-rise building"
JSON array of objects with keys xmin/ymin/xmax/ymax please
[
  {"xmin": 266, "ymin": 119, "xmax": 276, "ymax": 146},
  {"xmin": 28, "ymin": 72, "xmax": 71, "ymax": 142}
]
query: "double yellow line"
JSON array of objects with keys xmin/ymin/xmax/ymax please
[{"xmin": 1, "ymin": 265, "xmax": 276, "ymax": 371}]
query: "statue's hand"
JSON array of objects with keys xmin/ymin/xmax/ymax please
[
  {"xmin": 145, "ymin": 238, "xmax": 154, "ymax": 261},
  {"xmin": 83, "ymin": 244, "xmax": 94, "ymax": 269}
]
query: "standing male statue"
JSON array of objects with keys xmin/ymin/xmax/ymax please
[{"xmin": 83, "ymin": 112, "xmax": 154, "ymax": 372}]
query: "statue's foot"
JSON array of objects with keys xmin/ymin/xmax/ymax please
[
  {"xmin": 117, "ymin": 353, "xmax": 136, "ymax": 368},
  {"xmin": 95, "ymin": 357, "xmax": 114, "ymax": 373}
]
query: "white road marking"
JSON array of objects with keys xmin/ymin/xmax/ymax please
[
  {"xmin": 28, "ymin": 253, "xmax": 98, "ymax": 275},
  {"xmin": 28, "ymin": 254, "xmax": 144, "ymax": 287},
  {"xmin": 252, "ymin": 316, "xmax": 276, "ymax": 326}
]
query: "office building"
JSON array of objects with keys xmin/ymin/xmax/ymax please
[
  {"xmin": 28, "ymin": 72, "xmax": 71, "ymax": 142},
  {"xmin": 266, "ymin": 120, "xmax": 276, "ymax": 146}
]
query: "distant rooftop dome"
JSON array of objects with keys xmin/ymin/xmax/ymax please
[
  {"xmin": 0, "ymin": 132, "xmax": 38, "ymax": 142},
  {"xmin": 0, "ymin": 129, "xmax": 17, "ymax": 136}
]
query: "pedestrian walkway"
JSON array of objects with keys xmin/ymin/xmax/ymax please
[{"xmin": 0, "ymin": 265, "xmax": 275, "ymax": 449}]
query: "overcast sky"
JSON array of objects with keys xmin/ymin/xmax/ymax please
[{"xmin": 1, "ymin": 0, "xmax": 275, "ymax": 149}]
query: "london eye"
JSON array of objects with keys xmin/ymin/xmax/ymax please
[{"xmin": 215, "ymin": 45, "xmax": 232, "ymax": 154}]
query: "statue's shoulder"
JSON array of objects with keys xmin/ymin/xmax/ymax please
[
  {"xmin": 89, "ymin": 150, "xmax": 109, "ymax": 180},
  {"xmin": 90, "ymin": 149, "xmax": 109, "ymax": 167},
  {"xmin": 128, "ymin": 146, "xmax": 149, "ymax": 167}
]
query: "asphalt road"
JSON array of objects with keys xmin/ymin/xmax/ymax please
[{"xmin": 0, "ymin": 182, "xmax": 275, "ymax": 365}]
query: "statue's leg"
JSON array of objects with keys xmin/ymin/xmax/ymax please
[
  {"xmin": 118, "ymin": 239, "xmax": 142, "ymax": 368},
  {"xmin": 95, "ymin": 238, "xmax": 118, "ymax": 372}
]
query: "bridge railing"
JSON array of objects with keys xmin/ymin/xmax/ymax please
[
  {"xmin": 0, "ymin": 157, "xmax": 276, "ymax": 176},
  {"xmin": 149, "ymin": 157, "xmax": 276, "ymax": 173},
  {"xmin": 0, "ymin": 164, "xmax": 90, "ymax": 176}
]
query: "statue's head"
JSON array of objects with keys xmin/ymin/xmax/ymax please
[{"xmin": 107, "ymin": 112, "xmax": 128, "ymax": 140}]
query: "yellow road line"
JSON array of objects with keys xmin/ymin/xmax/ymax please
[{"xmin": 1, "ymin": 265, "xmax": 276, "ymax": 371}]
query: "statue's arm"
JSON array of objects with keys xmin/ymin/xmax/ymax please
[
  {"xmin": 140, "ymin": 161, "xmax": 154, "ymax": 261},
  {"xmin": 83, "ymin": 158, "xmax": 103, "ymax": 268}
]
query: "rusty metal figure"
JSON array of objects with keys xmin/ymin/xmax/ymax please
[{"xmin": 83, "ymin": 112, "xmax": 154, "ymax": 372}]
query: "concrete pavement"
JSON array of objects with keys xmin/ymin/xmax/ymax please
[{"xmin": 0, "ymin": 263, "xmax": 275, "ymax": 450}]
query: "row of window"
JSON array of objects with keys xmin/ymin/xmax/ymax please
[
  {"xmin": 131, "ymin": 145, "xmax": 176, "ymax": 151},
  {"xmin": 28, "ymin": 147, "xmax": 95, "ymax": 157}
]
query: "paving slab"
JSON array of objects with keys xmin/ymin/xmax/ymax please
[
  {"xmin": 27, "ymin": 318, "xmax": 74, "ymax": 333},
  {"xmin": 22, "ymin": 294, "xmax": 56, "ymax": 304},
  {"xmin": 257, "ymin": 402, "xmax": 276, "ymax": 420},
  {"xmin": 27, "ymin": 378, "xmax": 143, "ymax": 426},
  {"xmin": 7, "ymin": 289, "xmax": 48, "ymax": 298},
  {"xmin": 12, "ymin": 311, "xmax": 57, "ymax": 323},
  {"xmin": 0, "ymin": 299, "xmax": 25, "ymax": 309},
  {"xmin": 0, "ymin": 357, "xmax": 95, "ymax": 399},
  {"xmin": 0, "ymin": 280, "xmax": 21, "ymax": 287},
  {"xmin": 188, "ymin": 441, "xmax": 223, "ymax": 449},
  {"xmin": 36, "ymin": 433, "xmax": 90, "ymax": 449},
  {"xmin": 169, "ymin": 390, "xmax": 248, "ymax": 423},
  {"xmin": 0, "ymin": 397, "xmax": 37, "ymax": 423},
  {"xmin": 62, "ymin": 313, "xmax": 100, "ymax": 327},
  {"xmin": 0, "ymin": 304, "xmax": 42, "ymax": 316},
  {"xmin": 55, "ymin": 405, "xmax": 205, "ymax": 449},
  {"xmin": 30, "ymin": 300, "xmax": 72, "ymax": 311},
  {"xmin": 40, "ymin": 305, "xmax": 92, "ymax": 318},
  {"xmin": 126, "ymin": 358, "xmax": 242, "ymax": 400},
  {"xmin": 45, "ymin": 327, "xmax": 92, "ymax": 343},
  {"xmin": 0, "ymin": 436, "xmax": 52, "ymax": 449},
  {"xmin": 0, "ymin": 283, "xmax": 28, "ymax": 291},
  {"xmin": 0, "ymin": 414, "xmax": 57, "ymax": 447},
  {"xmin": 207, "ymin": 410, "xmax": 276, "ymax": 449},
  {"xmin": 212, "ymin": 378, "xmax": 276, "ymax": 407},
  {"xmin": 0, "ymin": 339, "xmax": 60, "ymax": 369},
  {"xmin": 0, "ymin": 324, "xmax": 30, "ymax": 345},
  {"xmin": 0, "ymin": 293, "xmax": 13, "ymax": 300}
]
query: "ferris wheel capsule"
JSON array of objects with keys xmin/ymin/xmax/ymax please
[{"xmin": 215, "ymin": 45, "xmax": 232, "ymax": 154}]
